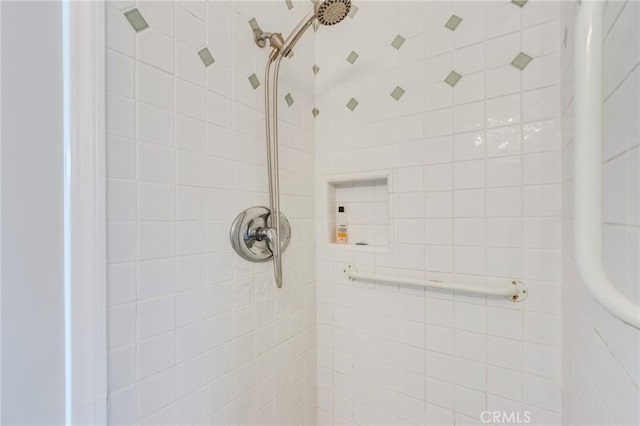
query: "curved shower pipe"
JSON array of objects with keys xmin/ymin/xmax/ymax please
[
  {"xmin": 261, "ymin": 6, "xmax": 334, "ymax": 288},
  {"xmin": 257, "ymin": 11, "xmax": 319, "ymax": 289},
  {"xmin": 574, "ymin": 1, "xmax": 640, "ymax": 329},
  {"xmin": 263, "ymin": 52, "xmax": 285, "ymax": 288}
]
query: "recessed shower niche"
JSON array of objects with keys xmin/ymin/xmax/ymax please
[{"xmin": 324, "ymin": 171, "xmax": 393, "ymax": 251}]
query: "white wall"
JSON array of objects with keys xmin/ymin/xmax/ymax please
[
  {"xmin": 0, "ymin": 1, "xmax": 66, "ymax": 424},
  {"xmin": 561, "ymin": 1, "xmax": 640, "ymax": 425},
  {"xmin": 105, "ymin": 1, "xmax": 317, "ymax": 424},
  {"xmin": 315, "ymin": 2, "xmax": 563, "ymax": 424}
]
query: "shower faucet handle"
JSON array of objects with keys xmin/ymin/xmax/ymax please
[{"xmin": 262, "ymin": 228, "xmax": 280, "ymax": 257}]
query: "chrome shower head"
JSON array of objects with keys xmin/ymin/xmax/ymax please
[{"xmin": 315, "ymin": 0, "xmax": 351, "ymax": 26}]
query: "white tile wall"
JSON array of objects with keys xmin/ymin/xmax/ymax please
[
  {"xmin": 561, "ymin": 1, "xmax": 640, "ymax": 425},
  {"xmin": 106, "ymin": 1, "xmax": 317, "ymax": 425},
  {"xmin": 315, "ymin": 1, "xmax": 562, "ymax": 425},
  {"xmin": 104, "ymin": 1, "xmax": 640, "ymax": 425}
]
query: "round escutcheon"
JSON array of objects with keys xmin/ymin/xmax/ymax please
[{"xmin": 229, "ymin": 206, "xmax": 291, "ymax": 263}]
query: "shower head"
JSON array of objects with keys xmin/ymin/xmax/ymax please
[
  {"xmin": 315, "ymin": 0, "xmax": 351, "ymax": 26},
  {"xmin": 270, "ymin": 0, "xmax": 351, "ymax": 59}
]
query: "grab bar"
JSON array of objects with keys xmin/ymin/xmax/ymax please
[
  {"xmin": 573, "ymin": 1, "xmax": 640, "ymax": 329},
  {"xmin": 343, "ymin": 265, "xmax": 528, "ymax": 302}
]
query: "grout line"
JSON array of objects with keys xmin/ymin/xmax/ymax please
[
  {"xmin": 603, "ymin": 0, "xmax": 630, "ymax": 37},
  {"xmin": 169, "ymin": 0, "xmax": 178, "ymax": 413},
  {"xmin": 603, "ymin": 62, "xmax": 640, "ymax": 103},
  {"xmin": 204, "ymin": 2, "xmax": 212, "ymax": 422},
  {"xmin": 518, "ymin": 6, "xmax": 527, "ymax": 412},
  {"xmin": 130, "ymin": 0, "xmax": 141, "ymax": 421},
  {"xmin": 482, "ymin": 3, "xmax": 490, "ymax": 412},
  {"xmin": 448, "ymin": 1, "xmax": 458, "ymax": 416}
]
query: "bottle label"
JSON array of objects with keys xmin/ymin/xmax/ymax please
[{"xmin": 337, "ymin": 226, "xmax": 348, "ymax": 242}]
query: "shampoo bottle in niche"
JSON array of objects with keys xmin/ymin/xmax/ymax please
[{"xmin": 336, "ymin": 206, "xmax": 348, "ymax": 244}]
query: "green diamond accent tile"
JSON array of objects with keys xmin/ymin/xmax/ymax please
[
  {"xmin": 197, "ymin": 48, "xmax": 215, "ymax": 67},
  {"xmin": 511, "ymin": 52, "xmax": 533, "ymax": 70},
  {"xmin": 511, "ymin": 0, "xmax": 528, "ymax": 8},
  {"xmin": 391, "ymin": 34, "xmax": 406, "ymax": 50},
  {"xmin": 348, "ymin": 4, "xmax": 359, "ymax": 18},
  {"xmin": 313, "ymin": 21, "xmax": 320, "ymax": 32},
  {"xmin": 124, "ymin": 8, "xmax": 149, "ymax": 32},
  {"xmin": 248, "ymin": 73, "xmax": 260, "ymax": 89},
  {"xmin": 346, "ymin": 98, "xmax": 359, "ymax": 111},
  {"xmin": 286, "ymin": 0, "xmax": 294, "ymax": 10},
  {"xmin": 312, "ymin": 64, "xmax": 320, "ymax": 75},
  {"xmin": 346, "ymin": 51, "xmax": 359, "ymax": 64},
  {"xmin": 444, "ymin": 70, "xmax": 462, "ymax": 87},
  {"xmin": 285, "ymin": 93, "xmax": 294, "ymax": 107},
  {"xmin": 390, "ymin": 86, "xmax": 405, "ymax": 101},
  {"xmin": 312, "ymin": 107, "xmax": 320, "ymax": 118},
  {"xmin": 444, "ymin": 14, "xmax": 463, "ymax": 31}
]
